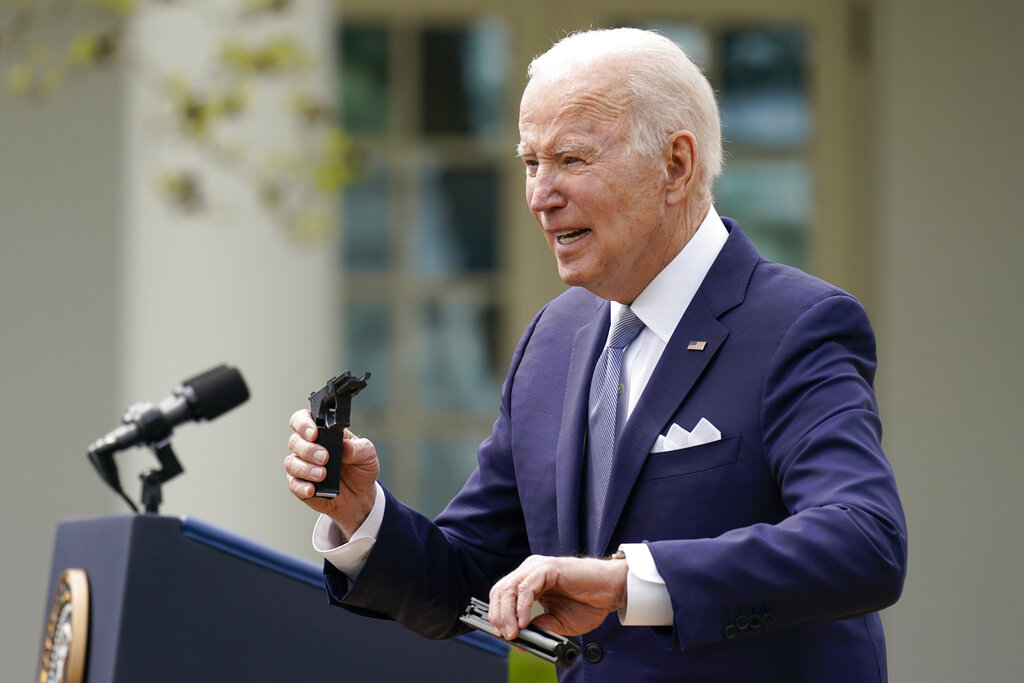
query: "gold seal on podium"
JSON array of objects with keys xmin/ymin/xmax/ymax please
[{"xmin": 38, "ymin": 568, "xmax": 89, "ymax": 683}]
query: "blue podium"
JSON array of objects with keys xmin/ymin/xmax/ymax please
[{"xmin": 40, "ymin": 514, "xmax": 508, "ymax": 682}]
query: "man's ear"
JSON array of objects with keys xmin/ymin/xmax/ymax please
[{"xmin": 664, "ymin": 131, "xmax": 698, "ymax": 205}]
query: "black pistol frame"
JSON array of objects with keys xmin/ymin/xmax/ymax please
[{"xmin": 308, "ymin": 371, "xmax": 370, "ymax": 498}]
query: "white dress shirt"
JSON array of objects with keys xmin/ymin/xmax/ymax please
[
  {"xmin": 610, "ymin": 206, "xmax": 728, "ymax": 624},
  {"xmin": 313, "ymin": 206, "xmax": 730, "ymax": 627}
]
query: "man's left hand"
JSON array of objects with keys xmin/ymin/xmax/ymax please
[{"xmin": 488, "ymin": 554, "xmax": 629, "ymax": 639}]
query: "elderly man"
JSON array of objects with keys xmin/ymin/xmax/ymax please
[{"xmin": 285, "ymin": 27, "xmax": 907, "ymax": 682}]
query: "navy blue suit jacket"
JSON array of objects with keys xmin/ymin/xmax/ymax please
[{"xmin": 326, "ymin": 220, "xmax": 908, "ymax": 682}]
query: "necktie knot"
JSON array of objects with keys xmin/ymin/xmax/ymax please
[{"xmin": 607, "ymin": 306, "xmax": 645, "ymax": 350}]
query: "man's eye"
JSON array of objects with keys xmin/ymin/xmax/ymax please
[{"xmin": 565, "ymin": 157, "xmax": 583, "ymax": 165}]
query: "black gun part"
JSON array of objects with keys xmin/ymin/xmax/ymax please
[
  {"xmin": 460, "ymin": 597, "xmax": 580, "ymax": 669},
  {"xmin": 308, "ymin": 371, "xmax": 370, "ymax": 498}
]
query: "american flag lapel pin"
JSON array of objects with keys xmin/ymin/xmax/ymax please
[{"xmin": 687, "ymin": 340, "xmax": 707, "ymax": 351}]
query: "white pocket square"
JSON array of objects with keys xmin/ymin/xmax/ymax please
[{"xmin": 651, "ymin": 418, "xmax": 722, "ymax": 453}]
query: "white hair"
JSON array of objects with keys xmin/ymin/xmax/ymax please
[{"xmin": 527, "ymin": 28, "xmax": 723, "ymax": 188}]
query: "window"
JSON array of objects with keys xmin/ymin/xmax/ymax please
[
  {"xmin": 642, "ymin": 21, "xmax": 813, "ymax": 269},
  {"xmin": 335, "ymin": 3, "xmax": 869, "ymax": 523},
  {"xmin": 338, "ymin": 20, "xmax": 509, "ymax": 516}
]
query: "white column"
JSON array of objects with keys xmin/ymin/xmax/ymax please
[{"xmin": 119, "ymin": 0, "xmax": 339, "ymax": 556}]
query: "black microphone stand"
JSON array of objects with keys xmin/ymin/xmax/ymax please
[
  {"xmin": 139, "ymin": 442, "xmax": 184, "ymax": 514},
  {"xmin": 89, "ymin": 402, "xmax": 187, "ymax": 514}
]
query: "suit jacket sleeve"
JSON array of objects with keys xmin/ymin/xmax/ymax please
[
  {"xmin": 648, "ymin": 292, "xmax": 908, "ymax": 651},
  {"xmin": 321, "ymin": 308, "xmax": 545, "ymax": 640}
]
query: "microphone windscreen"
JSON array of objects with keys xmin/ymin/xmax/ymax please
[{"xmin": 183, "ymin": 364, "xmax": 250, "ymax": 420}]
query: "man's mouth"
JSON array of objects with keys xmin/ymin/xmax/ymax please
[{"xmin": 554, "ymin": 229, "xmax": 591, "ymax": 245}]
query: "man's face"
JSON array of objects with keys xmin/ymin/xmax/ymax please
[{"xmin": 517, "ymin": 67, "xmax": 684, "ymax": 304}]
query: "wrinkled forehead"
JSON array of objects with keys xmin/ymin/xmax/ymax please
[{"xmin": 518, "ymin": 65, "xmax": 632, "ymax": 142}]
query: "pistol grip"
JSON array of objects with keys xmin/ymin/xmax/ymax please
[{"xmin": 313, "ymin": 426, "xmax": 345, "ymax": 498}]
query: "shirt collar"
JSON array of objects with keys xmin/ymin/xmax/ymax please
[{"xmin": 611, "ymin": 205, "xmax": 729, "ymax": 344}]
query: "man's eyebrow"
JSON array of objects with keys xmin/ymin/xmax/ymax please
[
  {"xmin": 515, "ymin": 141, "xmax": 594, "ymax": 159},
  {"xmin": 554, "ymin": 141, "xmax": 593, "ymax": 158}
]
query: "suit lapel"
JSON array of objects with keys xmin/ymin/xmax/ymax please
[
  {"xmin": 554, "ymin": 301, "xmax": 609, "ymax": 556},
  {"xmin": 592, "ymin": 220, "xmax": 758, "ymax": 554},
  {"xmin": 593, "ymin": 293, "xmax": 728, "ymax": 554}
]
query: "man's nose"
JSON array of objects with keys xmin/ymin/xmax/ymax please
[{"xmin": 527, "ymin": 168, "xmax": 566, "ymax": 213}]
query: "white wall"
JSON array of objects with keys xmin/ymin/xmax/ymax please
[
  {"xmin": 115, "ymin": 1, "xmax": 337, "ymax": 550},
  {"xmin": 0, "ymin": 2, "xmax": 336, "ymax": 680},
  {"xmin": 875, "ymin": 0, "xmax": 1024, "ymax": 680},
  {"xmin": 0, "ymin": 61, "xmax": 124, "ymax": 681}
]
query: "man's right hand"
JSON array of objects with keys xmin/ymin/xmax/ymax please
[{"xmin": 285, "ymin": 409, "xmax": 380, "ymax": 539}]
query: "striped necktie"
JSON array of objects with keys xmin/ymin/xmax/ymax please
[{"xmin": 585, "ymin": 306, "xmax": 645, "ymax": 556}]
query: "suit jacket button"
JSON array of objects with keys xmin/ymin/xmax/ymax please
[
  {"xmin": 749, "ymin": 614, "xmax": 762, "ymax": 629},
  {"xmin": 583, "ymin": 643, "xmax": 604, "ymax": 663},
  {"xmin": 723, "ymin": 625, "xmax": 738, "ymax": 640},
  {"xmin": 735, "ymin": 615, "xmax": 749, "ymax": 630},
  {"xmin": 762, "ymin": 612, "xmax": 776, "ymax": 627}
]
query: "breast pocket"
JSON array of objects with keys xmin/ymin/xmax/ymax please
[{"xmin": 638, "ymin": 434, "xmax": 741, "ymax": 481}]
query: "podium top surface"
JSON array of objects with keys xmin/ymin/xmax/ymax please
[
  {"xmin": 179, "ymin": 514, "xmax": 325, "ymax": 589},
  {"xmin": 55, "ymin": 513, "xmax": 507, "ymax": 659},
  {"xmin": 46, "ymin": 513, "xmax": 508, "ymax": 682}
]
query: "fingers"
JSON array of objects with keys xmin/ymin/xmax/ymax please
[
  {"xmin": 284, "ymin": 452, "xmax": 326, "ymax": 482},
  {"xmin": 288, "ymin": 431, "xmax": 328, "ymax": 463},
  {"xmin": 489, "ymin": 580, "xmax": 519, "ymax": 640},
  {"xmin": 286, "ymin": 473, "xmax": 317, "ymax": 500},
  {"xmin": 487, "ymin": 555, "xmax": 628, "ymax": 638},
  {"xmin": 284, "ymin": 471, "xmax": 334, "ymax": 517},
  {"xmin": 285, "ymin": 409, "xmax": 328, "ymax": 500},
  {"xmin": 289, "ymin": 409, "xmax": 318, "ymax": 441},
  {"xmin": 288, "ymin": 416, "xmax": 367, "ymax": 468},
  {"xmin": 513, "ymin": 560, "xmax": 542, "ymax": 630},
  {"xmin": 489, "ymin": 555, "xmax": 551, "ymax": 640}
]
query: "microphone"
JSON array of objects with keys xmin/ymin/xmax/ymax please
[
  {"xmin": 88, "ymin": 364, "xmax": 250, "ymax": 459},
  {"xmin": 87, "ymin": 365, "xmax": 249, "ymax": 509}
]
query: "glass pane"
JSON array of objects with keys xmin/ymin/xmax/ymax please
[
  {"xmin": 417, "ymin": 298, "xmax": 500, "ymax": 414},
  {"xmin": 339, "ymin": 26, "xmax": 389, "ymax": 135},
  {"xmin": 341, "ymin": 163, "xmax": 390, "ymax": 269},
  {"xmin": 343, "ymin": 303, "xmax": 391, "ymax": 411},
  {"xmin": 418, "ymin": 439, "xmax": 480, "ymax": 519},
  {"xmin": 420, "ymin": 20, "xmax": 508, "ymax": 137},
  {"xmin": 416, "ymin": 166, "xmax": 498, "ymax": 274},
  {"xmin": 721, "ymin": 28, "xmax": 811, "ymax": 147},
  {"xmin": 716, "ymin": 159, "xmax": 810, "ymax": 268},
  {"xmin": 638, "ymin": 22, "xmax": 712, "ymax": 70}
]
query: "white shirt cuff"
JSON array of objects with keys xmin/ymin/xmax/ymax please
[
  {"xmin": 312, "ymin": 481, "xmax": 386, "ymax": 580},
  {"xmin": 616, "ymin": 543, "xmax": 674, "ymax": 626}
]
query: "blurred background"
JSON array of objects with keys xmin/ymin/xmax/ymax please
[{"xmin": 1, "ymin": 0, "xmax": 1021, "ymax": 680}]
